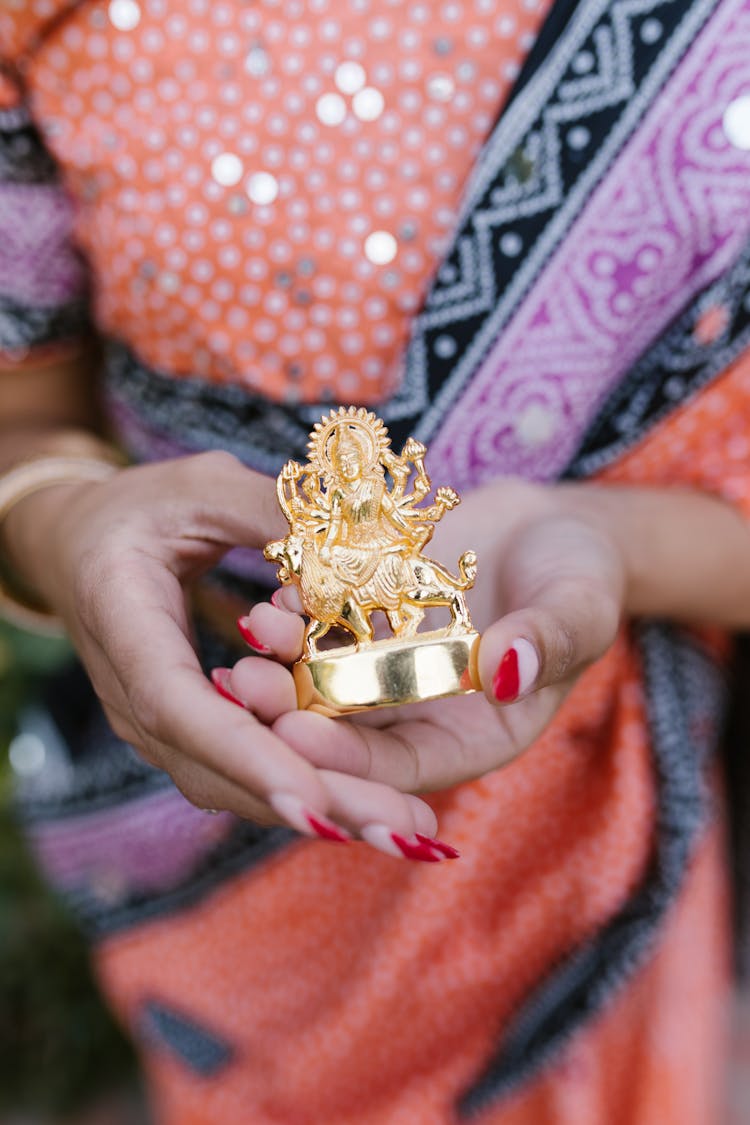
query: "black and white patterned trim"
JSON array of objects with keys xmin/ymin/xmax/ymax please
[
  {"xmin": 566, "ymin": 235, "xmax": 750, "ymax": 477},
  {"xmin": 458, "ymin": 623, "xmax": 723, "ymax": 1117},
  {"xmin": 104, "ymin": 341, "xmax": 314, "ymax": 476},
  {"xmin": 390, "ymin": 0, "xmax": 719, "ymax": 445},
  {"xmin": 0, "ymin": 101, "xmax": 58, "ymax": 184},
  {"xmin": 0, "ymin": 295, "xmax": 89, "ymax": 358}
]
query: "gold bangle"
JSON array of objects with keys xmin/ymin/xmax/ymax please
[{"xmin": 0, "ymin": 454, "xmax": 121, "ymax": 635}]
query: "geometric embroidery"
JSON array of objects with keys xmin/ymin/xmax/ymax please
[
  {"xmin": 0, "ymin": 102, "xmax": 57, "ymax": 184},
  {"xmin": 386, "ymin": 0, "xmax": 719, "ymax": 448},
  {"xmin": 424, "ymin": 0, "xmax": 750, "ymax": 489},
  {"xmin": 0, "ymin": 294, "xmax": 88, "ymax": 357}
]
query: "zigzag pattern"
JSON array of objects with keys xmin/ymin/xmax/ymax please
[{"xmin": 373, "ymin": 0, "xmax": 714, "ymax": 442}]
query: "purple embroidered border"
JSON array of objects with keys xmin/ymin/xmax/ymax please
[{"xmin": 429, "ymin": 0, "xmax": 750, "ymax": 489}]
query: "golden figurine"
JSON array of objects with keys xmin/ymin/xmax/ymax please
[{"xmin": 264, "ymin": 406, "xmax": 480, "ymax": 714}]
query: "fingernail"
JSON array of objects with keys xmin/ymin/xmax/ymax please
[
  {"xmin": 492, "ymin": 639, "xmax": 538, "ymax": 703},
  {"xmin": 269, "ymin": 792, "xmax": 350, "ymax": 843},
  {"xmin": 236, "ymin": 616, "xmax": 272, "ymax": 654},
  {"xmin": 271, "ymin": 586, "xmax": 303, "ymax": 613},
  {"xmin": 360, "ymin": 824, "xmax": 447, "ymax": 862},
  {"xmin": 306, "ymin": 812, "xmax": 351, "ymax": 843},
  {"xmin": 210, "ymin": 667, "xmax": 245, "ymax": 708},
  {"xmin": 415, "ymin": 833, "xmax": 460, "ymax": 859}
]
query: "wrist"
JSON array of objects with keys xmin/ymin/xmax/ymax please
[
  {"xmin": 2, "ymin": 480, "xmax": 97, "ymax": 608},
  {"xmin": 0, "ymin": 452, "xmax": 121, "ymax": 631},
  {"xmin": 551, "ymin": 482, "xmax": 749, "ymax": 623}
]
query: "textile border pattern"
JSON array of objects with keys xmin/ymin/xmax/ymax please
[{"xmin": 383, "ymin": 0, "xmax": 719, "ymax": 443}]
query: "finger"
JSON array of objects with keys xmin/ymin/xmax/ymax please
[
  {"xmin": 320, "ymin": 770, "xmax": 452, "ymax": 861},
  {"xmin": 237, "ymin": 600, "xmax": 305, "ymax": 662},
  {"xmin": 271, "ymin": 585, "xmax": 303, "ymax": 613},
  {"xmin": 211, "ymin": 656, "xmax": 298, "ymax": 723},
  {"xmin": 107, "ymin": 674, "xmax": 453, "ymax": 859},
  {"xmin": 477, "ymin": 517, "xmax": 623, "ymax": 705},
  {"xmin": 169, "ymin": 451, "xmax": 288, "ymax": 549},
  {"xmin": 104, "ymin": 578, "xmax": 455, "ymax": 856},
  {"xmin": 275, "ymin": 688, "xmax": 566, "ymax": 794},
  {"xmin": 478, "ymin": 596, "xmax": 619, "ymax": 706},
  {"xmin": 94, "ymin": 574, "xmax": 326, "ymax": 805}
]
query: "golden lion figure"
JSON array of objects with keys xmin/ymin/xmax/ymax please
[{"xmin": 263, "ymin": 406, "xmax": 477, "ymax": 660}]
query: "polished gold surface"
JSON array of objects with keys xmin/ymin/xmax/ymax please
[
  {"xmin": 293, "ymin": 630, "xmax": 480, "ymax": 715},
  {"xmin": 264, "ymin": 406, "xmax": 479, "ymax": 714}
]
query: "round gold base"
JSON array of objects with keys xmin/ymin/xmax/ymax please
[{"xmin": 293, "ymin": 629, "xmax": 481, "ymax": 716}]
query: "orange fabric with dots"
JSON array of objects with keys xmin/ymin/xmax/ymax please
[
  {"xmin": 2, "ymin": 0, "xmax": 550, "ymax": 404},
  {"xmin": 0, "ymin": 0, "xmax": 81, "ymax": 64}
]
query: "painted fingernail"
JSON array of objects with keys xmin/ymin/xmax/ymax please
[
  {"xmin": 268, "ymin": 792, "xmax": 350, "ymax": 843},
  {"xmin": 415, "ymin": 833, "xmax": 461, "ymax": 859},
  {"xmin": 271, "ymin": 586, "xmax": 303, "ymax": 613},
  {"xmin": 492, "ymin": 639, "xmax": 539, "ymax": 703},
  {"xmin": 306, "ymin": 812, "xmax": 351, "ymax": 843},
  {"xmin": 360, "ymin": 824, "xmax": 448, "ymax": 862},
  {"xmin": 236, "ymin": 616, "xmax": 272, "ymax": 654},
  {"xmin": 210, "ymin": 667, "xmax": 245, "ymax": 708}
]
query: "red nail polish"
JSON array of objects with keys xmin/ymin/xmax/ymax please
[
  {"xmin": 305, "ymin": 812, "xmax": 351, "ymax": 843},
  {"xmin": 391, "ymin": 833, "xmax": 443, "ymax": 862},
  {"xmin": 415, "ymin": 833, "xmax": 460, "ymax": 859},
  {"xmin": 210, "ymin": 667, "xmax": 245, "ymax": 708},
  {"xmin": 492, "ymin": 646, "xmax": 520, "ymax": 702},
  {"xmin": 270, "ymin": 589, "xmax": 284, "ymax": 609},
  {"xmin": 236, "ymin": 617, "xmax": 272, "ymax": 654}
]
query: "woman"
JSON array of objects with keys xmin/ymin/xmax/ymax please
[{"xmin": 1, "ymin": 0, "xmax": 750, "ymax": 1121}]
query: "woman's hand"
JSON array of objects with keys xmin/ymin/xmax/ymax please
[
  {"xmin": 1, "ymin": 452, "xmax": 445, "ymax": 852},
  {"xmin": 239, "ymin": 479, "xmax": 627, "ymax": 831}
]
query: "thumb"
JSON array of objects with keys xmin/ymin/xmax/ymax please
[
  {"xmin": 167, "ymin": 451, "xmax": 288, "ymax": 549},
  {"xmin": 476, "ymin": 517, "xmax": 624, "ymax": 705}
]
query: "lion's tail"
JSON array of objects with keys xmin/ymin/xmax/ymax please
[{"xmin": 458, "ymin": 549, "xmax": 477, "ymax": 588}]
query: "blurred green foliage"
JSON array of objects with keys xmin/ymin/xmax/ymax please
[{"xmin": 0, "ymin": 621, "xmax": 137, "ymax": 1117}]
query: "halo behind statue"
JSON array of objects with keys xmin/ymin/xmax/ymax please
[{"xmin": 307, "ymin": 405, "xmax": 390, "ymax": 484}]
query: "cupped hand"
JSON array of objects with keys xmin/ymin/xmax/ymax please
[
  {"xmin": 240, "ymin": 479, "xmax": 626, "ymax": 816},
  {"xmin": 12, "ymin": 452, "xmax": 442, "ymax": 851}
]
